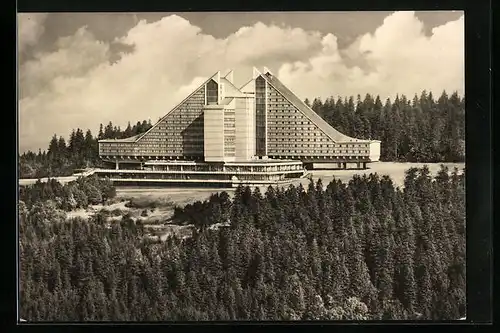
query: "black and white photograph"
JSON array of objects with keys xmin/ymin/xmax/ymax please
[{"xmin": 18, "ymin": 11, "xmax": 467, "ymax": 322}]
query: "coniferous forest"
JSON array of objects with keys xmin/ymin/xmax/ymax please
[
  {"xmin": 19, "ymin": 165, "xmax": 466, "ymax": 321},
  {"xmin": 19, "ymin": 90, "xmax": 465, "ymax": 179},
  {"xmin": 19, "ymin": 120, "xmax": 153, "ymax": 179},
  {"xmin": 19, "ymin": 175, "xmax": 116, "ymax": 211}
]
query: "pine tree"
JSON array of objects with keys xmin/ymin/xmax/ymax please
[
  {"xmin": 48, "ymin": 135, "xmax": 59, "ymax": 161},
  {"xmin": 124, "ymin": 122, "xmax": 133, "ymax": 138},
  {"xmin": 104, "ymin": 122, "xmax": 114, "ymax": 139},
  {"xmin": 311, "ymin": 98, "xmax": 323, "ymax": 115},
  {"xmin": 19, "ymin": 166, "xmax": 465, "ymax": 321},
  {"xmin": 84, "ymin": 129, "xmax": 95, "ymax": 165},
  {"xmin": 68, "ymin": 130, "xmax": 77, "ymax": 155},
  {"xmin": 97, "ymin": 124, "xmax": 104, "ymax": 140}
]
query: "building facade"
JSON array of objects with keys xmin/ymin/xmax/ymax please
[{"xmin": 97, "ymin": 68, "xmax": 380, "ymax": 186}]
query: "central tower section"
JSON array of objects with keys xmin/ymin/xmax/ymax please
[{"xmin": 203, "ymin": 70, "xmax": 256, "ymax": 162}]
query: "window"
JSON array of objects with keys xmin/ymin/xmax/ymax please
[{"xmin": 206, "ymin": 80, "xmax": 218, "ymax": 104}]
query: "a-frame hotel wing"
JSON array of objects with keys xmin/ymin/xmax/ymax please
[{"xmin": 99, "ymin": 67, "xmax": 380, "ymax": 170}]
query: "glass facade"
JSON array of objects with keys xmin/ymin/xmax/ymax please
[
  {"xmin": 223, "ymin": 109, "xmax": 236, "ymax": 157},
  {"xmin": 95, "ymin": 161, "xmax": 304, "ymax": 182},
  {"xmin": 98, "ymin": 71, "xmax": 375, "ymax": 164},
  {"xmin": 100, "ymin": 85, "xmax": 206, "ymax": 158},
  {"xmin": 255, "ymin": 76, "xmax": 267, "ymax": 156},
  {"xmin": 265, "ymin": 84, "xmax": 370, "ymax": 158},
  {"xmin": 206, "ymin": 79, "xmax": 218, "ymax": 105}
]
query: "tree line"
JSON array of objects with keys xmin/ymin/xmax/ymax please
[
  {"xmin": 19, "ymin": 120, "xmax": 153, "ymax": 179},
  {"xmin": 19, "ymin": 90, "xmax": 464, "ymax": 179},
  {"xmin": 19, "ymin": 165, "xmax": 466, "ymax": 321},
  {"xmin": 305, "ymin": 90, "xmax": 465, "ymax": 162},
  {"xmin": 19, "ymin": 175, "xmax": 116, "ymax": 211},
  {"xmin": 172, "ymin": 192, "xmax": 232, "ymax": 229}
]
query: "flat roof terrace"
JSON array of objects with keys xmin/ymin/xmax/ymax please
[
  {"xmin": 143, "ymin": 159, "xmax": 303, "ymax": 166},
  {"xmin": 94, "ymin": 169, "xmax": 304, "ymax": 176}
]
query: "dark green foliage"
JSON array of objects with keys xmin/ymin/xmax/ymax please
[
  {"xmin": 305, "ymin": 91, "xmax": 464, "ymax": 162},
  {"xmin": 19, "ymin": 166, "xmax": 465, "ymax": 321},
  {"xmin": 19, "ymin": 120, "xmax": 153, "ymax": 179},
  {"xmin": 19, "ymin": 175, "xmax": 116, "ymax": 211},
  {"xmin": 111, "ymin": 208, "xmax": 123, "ymax": 217},
  {"xmin": 21, "ymin": 89, "xmax": 464, "ymax": 179},
  {"xmin": 172, "ymin": 192, "xmax": 231, "ymax": 230},
  {"xmin": 124, "ymin": 197, "xmax": 172, "ymax": 210}
]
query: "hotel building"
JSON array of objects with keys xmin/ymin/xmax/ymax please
[{"xmin": 96, "ymin": 67, "xmax": 381, "ymax": 187}]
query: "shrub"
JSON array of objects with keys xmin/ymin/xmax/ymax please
[{"xmin": 124, "ymin": 197, "xmax": 172, "ymax": 209}]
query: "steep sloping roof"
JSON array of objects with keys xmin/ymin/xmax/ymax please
[
  {"xmin": 239, "ymin": 78, "xmax": 255, "ymax": 93},
  {"xmin": 220, "ymin": 78, "xmax": 246, "ymax": 98},
  {"xmin": 104, "ymin": 72, "xmax": 219, "ymax": 144},
  {"xmin": 223, "ymin": 69, "xmax": 234, "ymax": 83},
  {"xmin": 261, "ymin": 72, "xmax": 368, "ymax": 143},
  {"xmin": 99, "ymin": 134, "xmax": 142, "ymax": 143}
]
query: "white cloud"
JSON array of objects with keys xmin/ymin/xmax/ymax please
[
  {"xmin": 18, "ymin": 15, "xmax": 323, "ymax": 152},
  {"xmin": 278, "ymin": 11, "xmax": 464, "ymax": 102},
  {"xmin": 18, "ymin": 12, "xmax": 464, "ymax": 153},
  {"xmin": 18, "ymin": 13, "xmax": 48, "ymax": 54},
  {"xmin": 19, "ymin": 27, "xmax": 111, "ymax": 99}
]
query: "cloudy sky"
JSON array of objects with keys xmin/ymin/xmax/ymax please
[{"xmin": 18, "ymin": 11, "xmax": 464, "ymax": 153}]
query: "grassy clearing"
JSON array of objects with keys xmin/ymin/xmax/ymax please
[
  {"xmin": 66, "ymin": 162, "xmax": 464, "ymax": 241},
  {"xmin": 122, "ymin": 196, "xmax": 175, "ymax": 209},
  {"xmin": 66, "ymin": 201, "xmax": 130, "ymax": 220},
  {"xmin": 116, "ymin": 188, "xmax": 234, "ymax": 210},
  {"xmin": 113, "ymin": 162, "xmax": 465, "ymax": 208}
]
